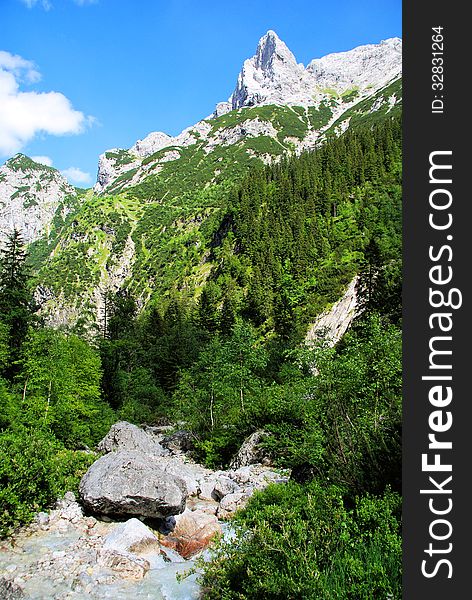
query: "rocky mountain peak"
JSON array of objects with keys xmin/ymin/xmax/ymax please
[
  {"xmin": 230, "ymin": 30, "xmax": 311, "ymax": 109},
  {"xmin": 0, "ymin": 153, "xmax": 75, "ymax": 243},
  {"xmin": 253, "ymin": 30, "xmax": 298, "ymax": 73},
  {"xmin": 307, "ymin": 37, "xmax": 402, "ymax": 92}
]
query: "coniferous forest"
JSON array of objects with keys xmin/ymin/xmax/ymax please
[{"xmin": 1, "ymin": 115, "xmax": 402, "ymax": 598}]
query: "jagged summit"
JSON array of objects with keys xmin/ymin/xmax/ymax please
[
  {"xmin": 253, "ymin": 30, "xmax": 298, "ymax": 72},
  {"xmin": 229, "ymin": 30, "xmax": 402, "ymax": 110},
  {"xmin": 230, "ymin": 30, "xmax": 311, "ymax": 109},
  {"xmin": 91, "ymin": 31, "xmax": 402, "ymax": 194}
]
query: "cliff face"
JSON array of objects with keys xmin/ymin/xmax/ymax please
[{"xmin": 0, "ymin": 154, "xmax": 76, "ymax": 243}]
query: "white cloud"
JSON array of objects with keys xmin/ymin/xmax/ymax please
[
  {"xmin": 60, "ymin": 167, "xmax": 91, "ymax": 185},
  {"xmin": 31, "ymin": 155, "xmax": 53, "ymax": 166},
  {"xmin": 0, "ymin": 50, "xmax": 40, "ymax": 83},
  {"xmin": 20, "ymin": 0, "xmax": 52, "ymax": 10},
  {"xmin": 0, "ymin": 50, "xmax": 90, "ymax": 157}
]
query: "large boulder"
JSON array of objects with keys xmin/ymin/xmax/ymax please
[
  {"xmin": 79, "ymin": 451, "xmax": 187, "ymax": 518},
  {"xmin": 160, "ymin": 509, "xmax": 221, "ymax": 559},
  {"xmin": 97, "ymin": 421, "xmax": 166, "ymax": 456},
  {"xmin": 229, "ymin": 430, "xmax": 271, "ymax": 469}
]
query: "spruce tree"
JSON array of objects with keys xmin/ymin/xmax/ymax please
[{"xmin": 0, "ymin": 229, "xmax": 35, "ymax": 374}]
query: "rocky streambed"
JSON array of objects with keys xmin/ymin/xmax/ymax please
[{"xmin": 0, "ymin": 422, "xmax": 288, "ymax": 599}]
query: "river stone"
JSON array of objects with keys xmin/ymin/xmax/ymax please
[
  {"xmin": 98, "ymin": 549, "xmax": 150, "ymax": 580},
  {"xmin": 212, "ymin": 476, "xmax": 241, "ymax": 500},
  {"xmin": 102, "ymin": 518, "xmax": 160, "ymax": 554},
  {"xmin": 97, "ymin": 421, "xmax": 167, "ymax": 456},
  {"xmin": 160, "ymin": 509, "xmax": 221, "ymax": 559},
  {"xmin": 79, "ymin": 451, "xmax": 187, "ymax": 518},
  {"xmin": 0, "ymin": 578, "xmax": 25, "ymax": 599},
  {"xmin": 217, "ymin": 491, "xmax": 252, "ymax": 519},
  {"xmin": 161, "ymin": 430, "xmax": 195, "ymax": 453}
]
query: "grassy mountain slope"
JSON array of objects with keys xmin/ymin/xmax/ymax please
[{"xmin": 27, "ymin": 78, "xmax": 402, "ymax": 330}]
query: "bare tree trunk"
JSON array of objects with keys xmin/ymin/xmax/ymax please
[{"xmin": 44, "ymin": 380, "xmax": 52, "ymax": 424}]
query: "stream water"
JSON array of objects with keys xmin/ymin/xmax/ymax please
[{"xmin": 0, "ymin": 523, "xmax": 215, "ymax": 599}]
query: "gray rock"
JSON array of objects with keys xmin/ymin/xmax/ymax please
[
  {"xmin": 101, "ymin": 518, "xmax": 160, "ymax": 555},
  {"xmin": 98, "ymin": 549, "xmax": 150, "ymax": 580},
  {"xmin": 212, "ymin": 476, "xmax": 241, "ymax": 501},
  {"xmin": 64, "ymin": 491, "xmax": 76, "ymax": 503},
  {"xmin": 229, "ymin": 431, "xmax": 270, "ymax": 469},
  {"xmin": 97, "ymin": 421, "xmax": 167, "ymax": 456},
  {"xmin": 98, "ymin": 518, "xmax": 164, "ymax": 579},
  {"xmin": 156, "ymin": 456, "xmax": 212, "ymax": 496},
  {"xmin": 217, "ymin": 491, "xmax": 251, "ymax": 519},
  {"xmin": 161, "ymin": 430, "xmax": 195, "ymax": 453},
  {"xmin": 79, "ymin": 450, "xmax": 187, "ymax": 518},
  {"xmin": 36, "ymin": 512, "xmax": 49, "ymax": 527}
]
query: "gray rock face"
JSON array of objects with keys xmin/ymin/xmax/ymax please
[
  {"xmin": 0, "ymin": 154, "xmax": 76, "ymax": 244},
  {"xmin": 229, "ymin": 430, "xmax": 270, "ymax": 469},
  {"xmin": 97, "ymin": 421, "xmax": 166, "ymax": 456},
  {"xmin": 305, "ymin": 276, "xmax": 359, "ymax": 348},
  {"xmin": 161, "ymin": 430, "xmax": 195, "ymax": 453},
  {"xmin": 79, "ymin": 451, "xmax": 187, "ymax": 518}
]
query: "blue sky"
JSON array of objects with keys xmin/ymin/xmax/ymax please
[{"xmin": 1, "ymin": 0, "xmax": 401, "ymax": 186}]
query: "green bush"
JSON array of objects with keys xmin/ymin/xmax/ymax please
[
  {"xmin": 199, "ymin": 482, "xmax": 401, "ymax": 599},
  {"xmin": 0, "ymin": 427, "xmax": 95, "ymax": 537},
  {"xmin": 19, "ymin": 328, "xmax": 115, "ymax": 448}
]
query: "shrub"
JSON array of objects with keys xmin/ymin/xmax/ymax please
[
  {"xmin": 199, "ymin": 482, "xmax": 401, "ymax": 599},
  {"xmin": 0, "ymin": 426, "xmax": 95, "ymax": 537}
]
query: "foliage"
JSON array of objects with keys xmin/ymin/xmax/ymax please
[
  {"xmin": 199, "ymin": 482, "xmax": 401, "ymax": 599},
  {"xmin": 18, "ymin": 328, "xmax": 115, "ymax": 448},
  {"xmin": 0, "ymin": 229, "xmax": 36, "ymax": 375},
  {"xmin": 0, "ymin": 426, "xmax": 95, "ymax": 537},
  {"xmin": 173, "ymin": 320, "xmax": 268, "ymax": 466},
  {"xmin": 264, "ymin": 314, "xmax": 402, "ymax": 496}
]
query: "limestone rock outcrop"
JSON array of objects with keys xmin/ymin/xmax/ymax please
[{"xmin": 0, "ymin": 154, "xmax": 75, "ymax": 243}]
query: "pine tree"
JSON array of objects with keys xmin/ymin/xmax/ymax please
[{"xmin": 0, "ymin": 229, "xmax": 35, "ymax": 375}]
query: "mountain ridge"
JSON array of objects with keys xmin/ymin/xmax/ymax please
[
  {"xmin": 0, "ymin": 30, "xmax": 402, "ymax": 331},
  {"xmin": 92, "ymin": 31, "xmax": 401, "ymax": 195}
]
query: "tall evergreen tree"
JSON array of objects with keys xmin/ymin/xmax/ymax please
[{"xmin": 0, "ymin": 229, "xmax": 35, "ymax": 375}]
